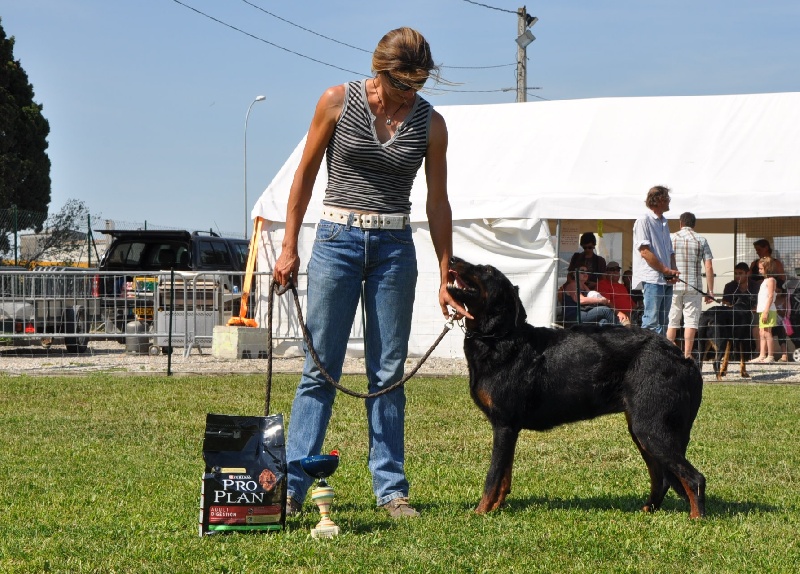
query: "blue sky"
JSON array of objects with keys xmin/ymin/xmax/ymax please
[{"xmin": 3, "ymin": 0, "xmax": 799, "ymax": 238}]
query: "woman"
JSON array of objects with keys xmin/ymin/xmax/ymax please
[
  {"xmin": 273, "ymin": 27, "xmax": 468, "ymax": 519},
  {"xmin": 596, "ymin": 262, "xmax": 634, "ymax": 326},
  {"xmin": 568, "ymin": 232, "xmax": 607, "ymax": 289},
  {"xmin": 774, "ymin": 284, "xmax": 791, "ymax": 362},
  {"xmin": 558, "ymin": 268, "xmax": 617, "ymax": 325},
  {"xmin": 749, "ymin": 239, "xmax": 786, "ymax": 288}
]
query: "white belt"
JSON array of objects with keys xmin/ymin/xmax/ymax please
[{"xmin": 321, "ymin": 207, "xmax": 410, "ymax": 230}]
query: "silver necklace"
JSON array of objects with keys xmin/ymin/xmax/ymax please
[{"xmin": 373, "ymin": 79, "xmax": 405, "ymax": 125}]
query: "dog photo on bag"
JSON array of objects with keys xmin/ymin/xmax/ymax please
[{"xmin": 446, "ymin": 257, "xmax": 706, "ymax": 518}]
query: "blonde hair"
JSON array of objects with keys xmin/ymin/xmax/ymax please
[
  {"xmin": 371, "ymin": 27, "xmax": 440, "ymax": 90},
  {"xmin": 759, "ymin": 256, "xmax": 774, "ymax": 277}
]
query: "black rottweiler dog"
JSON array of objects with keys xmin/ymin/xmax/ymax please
[
  {"xmin": 698, "ymin": 304, "xmax": 753, "ymax": 381},
  {"xmin": 447, "ymin": 257, "xmax": 706, "ymax": 518}
]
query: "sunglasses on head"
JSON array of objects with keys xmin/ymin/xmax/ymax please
[{"xmin": 385, "ymin": 72, "xmax": 419, "ymax": 92}]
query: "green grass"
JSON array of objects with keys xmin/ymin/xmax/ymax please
[{"xmin": 1, "ymin": 374, "xmax": 798, "ymax": 573}]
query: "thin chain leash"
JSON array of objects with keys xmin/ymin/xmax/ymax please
[{"xmin": 265, "ymin": 279, "xmax": 455, "ymax": 414}]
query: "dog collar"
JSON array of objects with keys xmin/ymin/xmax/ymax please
[{"xmin": 464, "ymin": 329, "xmax": 513, "ymax": 340}]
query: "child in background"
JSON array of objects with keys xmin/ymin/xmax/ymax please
[{"xmin": 749, "ymin": 256, "xmax": 778, "ymax": 364}]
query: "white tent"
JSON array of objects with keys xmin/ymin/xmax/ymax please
[{"xmin": 252, "ymin": 91, "xmax": 800, "ymax": 358}]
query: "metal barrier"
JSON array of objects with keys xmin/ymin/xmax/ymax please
[
  {"xmin": 0, "ymin": 268, "xmax": 326, "ymax": 358},
  {"xmin": 0, "ymin": 267, "xmax": 101, "ymax": 353},
  {"xmin": 1, "ymin": 267, "xmax": 796, "ymax": 369},
  {"xmin": 0, "ymin": 268, "xmax": 259, "ymax": 355}
]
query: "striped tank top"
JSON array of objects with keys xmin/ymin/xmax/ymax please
[{"xmin": 323, "ymin": 79, "xmax": 433, "ymax": 214}]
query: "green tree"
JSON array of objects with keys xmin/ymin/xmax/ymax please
[
  {"xmin": 19, "ymin": 199, "xmax": 92, "ymax": 268},
  {"xmin": 0, "ymin": 16, "xmax": 51, "ymax": 236}
]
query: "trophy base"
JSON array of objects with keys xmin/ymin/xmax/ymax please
[{"xmin": 311, "ymin": 524, "xmax": 340, "ymax": 539}]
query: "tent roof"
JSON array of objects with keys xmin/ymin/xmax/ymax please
[{"xmin": 254, "ymin": 91, "xmax": 800, "ymax": 223}]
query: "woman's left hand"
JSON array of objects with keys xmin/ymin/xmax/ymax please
[{"xmin": 440, "ymin": 284, "xmax": 472, "ymax": 320}]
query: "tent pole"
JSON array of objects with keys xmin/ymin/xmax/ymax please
[{"xmin": 553, "ymin": 219, "xmax": 563, "ymax": 326}]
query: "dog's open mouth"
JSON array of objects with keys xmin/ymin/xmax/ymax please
[{"xmin": 447, "ymin": 268, "xmax": 478, "ymax": 298}]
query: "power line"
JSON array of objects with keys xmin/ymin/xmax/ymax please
[
  {"xmin": 172, "ymin": 0, "xmax": 366, "ymax": 76},
  {"xmin": 172, "ymin": 0, "xmax": 534, "ymax": 96},
  {"xmin": 443, "ymin": 63, "xmax": 516, "ymax": 70},
  {"xmin": 527, "ymin": 91, "xmax": 550, "ymax": 101},
  {"xmin": 460, "ymin": 0, "xmax": 517, "ymax": 14},
  {"xmin": 239, "ymin": 0, "xmax": 370, "ymax": 54},
  {"xmin": 239, "ymin": 0, "xmax": 514, "ymax": 71}
]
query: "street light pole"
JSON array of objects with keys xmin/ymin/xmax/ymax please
[{"xmin": 244, "ymin": 95, "xmax": 266, "ymax": 238}]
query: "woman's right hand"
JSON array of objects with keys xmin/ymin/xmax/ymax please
[
  {"xmin": 273, "ymin": 249, "xmax": 300, "ymax": 286},
  {"xmin": 271, "ymin": 85, "xmax": 343, "ymax": 288}
]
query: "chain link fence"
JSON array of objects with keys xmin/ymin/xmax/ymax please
[{"xmin": 735, "ymin": 216, "xmax": 800, "ymax": 279}]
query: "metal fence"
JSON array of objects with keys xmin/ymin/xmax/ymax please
[
  {"xmin": 735, "ymin": 217, "xmax": 800, "ymax": 277},
  {"xmin": 1, "ymin": 267, "xmax": 798, "ymax": 374},
  {"xmin": 0, "ymin": 267, "xmax": 341, "ymax": 375},
  {"xmin": 0, "ymin": 268, "xmax": 275, "ymax": 355}
]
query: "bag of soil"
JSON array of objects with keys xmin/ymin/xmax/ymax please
[{"xmin": 199, "ymin": 413, "xmax": 287, "ymax": 535}]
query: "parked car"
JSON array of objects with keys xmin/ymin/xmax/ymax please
[{"xmin": 95, "ymin": 230, "xmax": 250, "ymax": 334}]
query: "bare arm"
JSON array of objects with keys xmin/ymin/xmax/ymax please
[
  {"xmin": 704, "ymin": 259, "xmax": 715, "ymax": 302},
  {"xmin": 273, "ymin": 86, "xmax": 343, "ymax": 285},
  {"xmin": 425, "ymin": 110, "xmax": 471, "ymax": 319},
  {"xmin": 775, "ymin": 259, "xmax": 787, "ymax": 286},
  {"xmin": 638, "ymin": 245, "xmax": 679, "ymax": 284}
]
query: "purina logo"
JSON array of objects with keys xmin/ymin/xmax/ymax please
[{"xmin": 228, "ymin": 474, "xmax": 252, "ymax": 480}]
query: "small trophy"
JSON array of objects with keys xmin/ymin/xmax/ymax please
[{"xmin": 300, "ymin": 451, "xmax": 340, "ymax": 538}]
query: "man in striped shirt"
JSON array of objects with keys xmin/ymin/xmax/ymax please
[{"xmin": 667, "ymin": 212, "xmax": 715, "ymax": 359}]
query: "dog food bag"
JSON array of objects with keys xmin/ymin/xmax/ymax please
[{"xmin": 199, "ymin": 413, "xmax": 287, "ymax": 536}]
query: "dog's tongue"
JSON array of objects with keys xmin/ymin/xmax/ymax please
[{"xmin": 448, "ymin": 269, "xmax": 467, "ymax": 289}]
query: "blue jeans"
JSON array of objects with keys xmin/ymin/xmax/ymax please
[
  {"xmin": 577, "ymin": 305, "xmax": 617, "ymax": 325},
  {"xmin": 641, "ymin": 282, "xmax": 673, "ymax": 335},
  {"xmin": 285, "ymin": 220, "xmax": 417, "ymax": 507}
]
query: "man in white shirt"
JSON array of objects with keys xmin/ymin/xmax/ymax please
[{"xmin": 631, "ymin": 186, "xmax": 680, "ymax": 335}]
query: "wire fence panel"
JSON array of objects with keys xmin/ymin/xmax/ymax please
[{"xmin": 1, "ymin": 267, "xmax": 798, "ymax": 376}]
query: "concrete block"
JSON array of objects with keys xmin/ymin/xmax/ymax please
[{"xmin": 212, "ymin": 326, "xmax": 269, "ymax": 359}]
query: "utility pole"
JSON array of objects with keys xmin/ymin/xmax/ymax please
[
  {"xmin": 515, "ymin": 6, "xmax": 538, "ymax": 103},
  {"xmin": 516, "ymin": 7, "xmax": 526, "ymax": 103}
]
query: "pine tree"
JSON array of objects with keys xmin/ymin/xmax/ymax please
[{"xmin": 0, "ymin": 16, "xmax": 51, "ymax": 232}]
